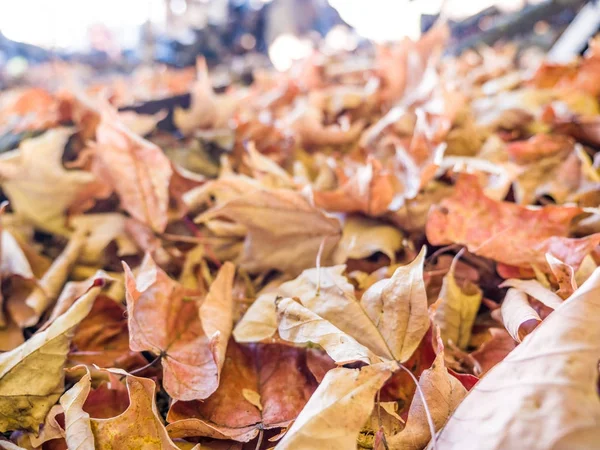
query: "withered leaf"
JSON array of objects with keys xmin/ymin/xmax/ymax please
[
  {"xmin": 0, "ymin": 282, "xmax": 101, "ymax": 432},
  {"xmin": 436, "ymin": 268, "xmax": 600, "ymax": 449},
  {"xmin": 124, "ymin": 255, "xmax": 235, "ymax": 400},
  {"xmin": 198, "ymin": 188, "xmax": 341, "ymax": 274}
]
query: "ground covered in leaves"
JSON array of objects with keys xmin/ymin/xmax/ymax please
[{"xmin": 1, "ymin": 23, "xmax": 600, "ymax": 450}]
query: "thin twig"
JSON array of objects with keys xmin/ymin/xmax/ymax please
[
  {"xmin": 129, "ymin": 354, "xmax": 161, "ymax": 376},
  {"xmin": 398, "ymin": 363, "xmax": 438, "ymax": 450},
  {"xmin": 254, "ymin": 428, "xmax": 264, "ymax": 450}
]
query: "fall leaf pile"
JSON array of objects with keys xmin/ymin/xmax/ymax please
[{"xmin": 2, "ymin": 22, "xmax": 600, "ymax": 450}]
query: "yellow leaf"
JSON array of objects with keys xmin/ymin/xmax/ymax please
[
  {"xmin": 0, "ymin": 283, "xmax": 100, "ymax": 432},
  {"xmin": 433, "ymin": 256, "xmax": 482, "ymax": 349},
  {"xmin": 333, "ymin": 215, "xmax": 403, "ymax": 263},
  {"xmin": 0, "ymin": 128, "xmax": 96, "ymax": 234},
  {"xmin": 361, "ymin": 247, "xmax": 429, "ymax": 362},
  {"xmin": 275, "ymin": 362, "xmax": 396, "ymax": 450}
]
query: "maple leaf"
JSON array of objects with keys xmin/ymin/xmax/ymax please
[
  {"xmin": 0, "ymin": 281, "xmax": 102, "ymax": 432},
  {"xmin": 60, "ymin": 367, "xmax": 180, "ymax": 450},
  {"xmin": 167, "ymin": 341, "xmax": 317, "ymax": 442},
  {"xmin": 426, "ymin": 173, "xmax": 600, "ymax": 271},
  {"xmin": 198, "ymin": 188, "xmax": 341, "ymax": 274},
  {"xmin": 124, "ymin": 255, "xmax": 235, "ymax": 400},
  {"xmin": 435, "ymin": 267, "xmax": 600, "ymax": 449},
  {"xmin": 0, "ymin": 128, "xmax": 97, "ymax": 234},
  {"xmin": 94, "ymin": 112, "xmax": 173, "ymax": 232}
]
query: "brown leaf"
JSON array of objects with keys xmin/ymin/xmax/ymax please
[
  {"xmin": 69, "ymin": 295, "xmax": 147, "ymax": 370},
  {"xmin": 167, "ymin": 341, "xmax": 317, "ymax": 442},
  {"xmin": 94, "ymin": 112, "xmax": 172, "ymax": 232},
  {"xmin": 275, "ymin": 361, "xmax": 396, "ymax": 449},
  {"xmin": 60, "ymin": 367, "xmax": 179, "ymax": 450},
  {"xmin": 470, "ymin": 328, "xmax": 517, "ymax": 376},
  {"xmin": 361, "ymin": 247, "xmax": 429, "ymax": 362},
  {"xmin": 0, "ymin": 129, "xmax": 97, "ymax": 234},
  {"xmin": 426, "ymin": 174, "xmax": 600, "ymax": 271},
  {"xmin": 436, "ymin": 268, "xmax": 600, "ymax": 449},
  {"xmin": 16, "ymin": 228, "xmax": 87, "ymax": 328},
  {"xmin": 124, "ymin": 255, "xmax": 235, "ymax": 400},
  {"xmin": 387, "ymin": 351, "xmax": 467, "ymax": 450},
  {"xmin": 0, "ymin": 282, "xmax": 101, "ymax": 432},
  {"xmin": 312, "ymin": 158, "xmax": 398, "ymax": 216},
  {"xmin": 198, "ymin": 188, "xmax": 341, "ymax": 274}
]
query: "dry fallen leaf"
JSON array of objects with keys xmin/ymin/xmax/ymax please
[
  {"xmin": 426, "ymin": 174, "xmax": 600, "ymax": 271},
  {"xmin": 435, "ymin": 267, "xmax": 600, "ymax": 449},
  {"xmin": 361, "ymin": 247, "xmax": 429, "ymax": 362},
  {"xmin": 0, "ymin": 128, "xmax": 97, "ymax": 234},
  {"xmin": 124, "ymin": 255, "xmax": 234, "ymax": 400},
  {"xmin": 61, "ymin": 367, "xmax": 180, "ymax": 449},
  {"xmin": 387, "ymin": 350, "xmax": 467, "ymax": 450},
  {"xmin": 432, "ymin": 255, "xmax": 482, "ymax": 349},
  {"xmin": 167, "ymin": 341, "xmax": 317, "ymax": 442},
  {"xmin": 0, "ymin": 281, "xmax": 101, "ymax": 432},
  {"xmin": 94, "ymin": 112, "xmax": 173, "ymax": 232},
  {"xmin": 198, "ymin": 188, "xmax": 341, "ymax": 274},
  {"xmin": 275, "ymin": 361, "xmax": 397, "ymax": 450}
]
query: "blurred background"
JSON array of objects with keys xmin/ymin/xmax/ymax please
[{"xmin": 0, "ymin": 0, "xmax": 596, "ymax": 87}]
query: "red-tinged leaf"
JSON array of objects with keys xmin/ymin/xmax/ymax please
[
  {"xmin": 124, "ymin": 255, "xmax": 235, "ymax": 401},
  {"xmin": 312, "ymin": 158, "xmax": 399, "ymax": 216},
  {"xmin": 94, "ymin": 112, "xmax": 172, "ymax": 232},
  {"xmin": 167, "ymin": 341, "xmax": 317, "ymax": 442},
  {"xmin": 470, "ymin": 328, "xmax": 517, "ymax": 376},
  {"xmin": 69, "ymin": 295, "xmax": 147, "ymax": 371},
  {"xmin": 426, "ymin": 174, "xmax": 598, "ymax": 271}
]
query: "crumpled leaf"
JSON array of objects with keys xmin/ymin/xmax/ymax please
[
  {"xmin": 60, "ymin": 367, "xmax": 180, "ymax": 450},
  {"xmin": 312, "ymin": 158, "xmax": 399, "ymax": 216},
  {"xmin": 500, "ymin": 288, "xmax": 542, "ymax": 342},
  {"xmin": 124, "ymin": 255, "xmax": 235, "ymax": 400},
  {"xmin": 94, "ymin": 112, "xmax": 173, "ymax": 232},
  {"xmin": 0, "ymin": 128, "xmax": 97, "ymax": 234},
  {"xmin": 275, "ymin": 361, "xmax": 397, "ymax": 450},
  {"xmin": 198, "ymin": 188, "xmax": 341, "ymax": 274},
  {"xmin": 0, "ymin": 282, "xmax": 101, "ymax": 432},
  {"xmin": 167, "ymin": 342, "xmax": 317, "ymax": 442},
  {"xmin": 333, "ymin": 215, "xmax": 403, "ymax": 264},
  {"xmin": 435, "ymin": 267, "xmax": 600, "ymax": 449},
  {"xmin": 426, "ymin": 174, "xmax": 600, "ymax": 271},
  {"xmin": 432, "ymin": 255, "xmax": 482, "ymax": 349},
  {"xmin": 547, "ymin": 253, "xmax": 577, "ymax": 299},
  {"xmin": 361, "ymin": 247, "xmax": 429, "ymax": 362},
  {"xmin": 499, "ymin": 278, "xmax": 563, "ymax": 309}
]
